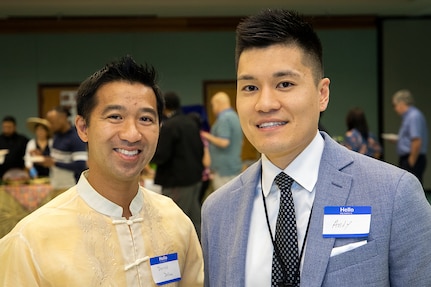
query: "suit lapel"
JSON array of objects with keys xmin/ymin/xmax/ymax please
[
  {"xmin": 218, "ymin": 134, "xmax": 355, "ymax": 286},
  {"xmin": 224, "ymin": 161, "xmax": 262, "ymax": 285},
  {"xmin": 301, "ymin": 134, "xmax": 354, "ymax": 287}
]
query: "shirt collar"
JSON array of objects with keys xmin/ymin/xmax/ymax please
[
  {"xmin": 403, "ymin": 106, "xmax": 414, "ymax": 118},
  {"xmin": 77, "ymin": 170, "xmax": 144, "ymax": 218},
  {"xmin": 261, "ymin": 131, "xmax": 324, "ymax": 197},
  {"xmin": 217, "ymin": 108, "xmax": 232, "ymax": 118}
]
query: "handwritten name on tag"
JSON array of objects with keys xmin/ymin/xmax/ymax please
[
  {"xmin": 150, "ymin": 253, "xmax": 181, "ymax": 285},
  {"xmin": 322, "ymin": 206, "xmax": 371, "ymax": 238}
]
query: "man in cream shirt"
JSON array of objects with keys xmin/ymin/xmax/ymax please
[{"xmin": 0, "ymin": 56, "xmax": 203, "ymax": 286}]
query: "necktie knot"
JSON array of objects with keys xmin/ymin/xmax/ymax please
[{"xmin": 274, "ymin": 172, "xmax": 294, "ymax": 192}]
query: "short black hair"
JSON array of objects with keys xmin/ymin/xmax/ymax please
[
  {"xmin": 163, "ymin": 91, "xmax": 181, "ymax": 111},
  {"xmin": 50, "ymin": 106, "xmax": 71, "ymax": 117},
  {"xmin": 346, "ymin": 107, "xmax": 369, "ymax": 140},
  {"xmin": 2, "ymin": 115, "xmax": 16, "ymax": 124},
  {"xmin": 235, "ymin": 9, "xmax": 324, "ymax": 82},
  {"xmin": 76, "ymin": 55, "xmax": 164, "ymax": 125}
]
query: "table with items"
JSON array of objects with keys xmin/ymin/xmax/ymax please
[{"xmin": 0, "ymin": 179, "xmax": 54, "ymax": 238}]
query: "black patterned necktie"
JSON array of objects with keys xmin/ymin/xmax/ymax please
[{"xmin": 271, "ymin": 172, "xmax": 300, "ymax": 287}]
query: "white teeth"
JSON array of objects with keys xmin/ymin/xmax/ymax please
[
  {"xmin": 117, "ymin": 149, "xmax": 138, "ymax": 156},
  {"xmin": 258, "ymin": 122, "xmax": 287, "ymax": 128}
]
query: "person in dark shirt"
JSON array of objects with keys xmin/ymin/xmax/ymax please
[
  {"xmin": 0, "ymin": 115, "xmax": 29, "ymax": 180},
  {"xmin": 151, "ymin": 91, "xmax": 204, "ymax": 236},
  {"xmin": 45, "ymin": 106, "xmax": 88, "ymax": 193}
]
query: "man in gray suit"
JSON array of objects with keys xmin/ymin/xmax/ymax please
[{"xmin": 201, "ymin": 9, "xmax": 431, "ymax": 287}]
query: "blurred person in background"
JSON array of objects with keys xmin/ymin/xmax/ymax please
[
  {"xmin": 189, "ymin": 112, "xmax": 212, "ymax": 204},
  {"xmin": 45, "ymin": 106, "xmax": 88, "ymax": 194},
  {"xmin": 151, "ymin": 91, "xmax": 204, "ymax": 236},
  {"xmin": 0, "ymin": 115, "xmax": 28, "ymax": 180},
  {"xmin": 201, "ymin": 91, "xmax": 243, "ymax": 190},
  {"xmin": 24, "ymin": 117, "xmax": 53, "ymax": 178},
  {"xmin": 342, "ymin": 107, "xmax": 382, "ymax": 159},
  {"xmin": 392, "ymin": 89, "xmax": 428, "ymax": 184}
]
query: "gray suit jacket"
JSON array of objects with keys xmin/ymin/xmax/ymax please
[{"xmin": 201, "ymin": 132, "xmax": 431, "ymax": 286}]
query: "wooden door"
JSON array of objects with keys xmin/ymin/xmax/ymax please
[{"xmin": 38, "ymin": 84, "xmax": 79, "ymax": 119}]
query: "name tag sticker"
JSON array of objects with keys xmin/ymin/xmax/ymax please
[
  {"xmin": 322, "ymin": 206, "xmax": 371, "ymax": 238},
  {"xmin": 150, "ymin": 253, "xmax": 181, "ymax": 285}
]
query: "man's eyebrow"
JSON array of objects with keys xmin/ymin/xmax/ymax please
[
  {"xmin": 102, "ymin": 105, "xmax": 124, "ymax": 115},
  {"xmin": 237, "ymin": 74, "xmax": 255, "ymax": 81},
  {"xmin": 102, "ymin": 105, "xmax": 157, "ymax": 117},
  {"xmin": 273, "ymin": 70, "xmax": 301, "ymax": 78},
  {"xmin": 140, "ymin": 107, "xmax": 158, "ymax": 118},
  {"xmin": 237, "ymin": 70, "xmax": 301, "ymax": 81}
]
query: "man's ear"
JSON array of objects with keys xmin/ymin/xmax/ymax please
[
  {"xmin": 318, "ymin": 77, "xmax": 330, "ymax": 112},
  {"xmin": 75, "ymin": 115, "xmax": 88, "ymax": 143}
]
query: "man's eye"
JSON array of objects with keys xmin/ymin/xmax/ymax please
[
  {"xmin": 108, "ymin": 115, "xmax": 122, "ymax": 120},
  {"xmin": 278, "ymin": 82, "xmax": 293, "ymax": 88},
  {"xmin": 243, "ymin": 85, "xmax": 258, "ymax": 92},
  {"xmin": 141, "ymin": 116, "xmax": 155, "ymax": 123}
]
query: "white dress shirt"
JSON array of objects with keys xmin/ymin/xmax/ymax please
[{"xmin": 245, "ymin": 131, "xmax": 324, "ymax": 287}]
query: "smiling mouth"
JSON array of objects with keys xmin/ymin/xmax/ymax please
[
  {"xmin": 257, "ymin": 121, "xmax": 287, "ymax": 128},
  {"xmin": 115, "ymin": 148, "xmax": 140, "ymax": 156}
]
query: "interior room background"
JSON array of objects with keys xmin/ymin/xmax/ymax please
[{"xmin": 0, "ymin": 16, "xmax": 430, "ymax": 189}]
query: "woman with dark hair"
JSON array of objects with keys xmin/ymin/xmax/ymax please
[{"xmin": 343, "ymin": 107, "xmax": 382, "ymax": 159}]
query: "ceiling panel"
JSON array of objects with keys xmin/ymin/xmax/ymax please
[{"xmin": 1, "ymin": 0, "xmax": 431, "ymax": 18}]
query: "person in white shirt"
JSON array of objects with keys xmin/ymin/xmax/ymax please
[
  {"xmin": 201, "ymin": 9, "xmax": 431, "ymax": 287},
  {"xmin": 24, "ymin": 117, "xmax": 53, "ymax": 178}
]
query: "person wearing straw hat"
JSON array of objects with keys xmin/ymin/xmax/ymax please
[{"xmin": 24, "ymin": 117, "xmax": 53, "ymax": 178}]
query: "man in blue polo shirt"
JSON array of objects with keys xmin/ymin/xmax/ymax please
[
  {"xmin": 392, "ymin": 89, "xmax": 428, "ymax": 184},
  {"xmin": 46, "ymin": 106, "xmax": 88, "ymax": 194}
]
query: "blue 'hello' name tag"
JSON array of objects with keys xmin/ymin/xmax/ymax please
[
  {"xmin": 322, "ymin": 206, "xmax": 371, "ymax": 238},
  {"xmin": 150, "ymin": 253, "xmax": 181, "ymax": 285}
]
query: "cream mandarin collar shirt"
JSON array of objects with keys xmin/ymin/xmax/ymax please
[
  {"xmin": 0, "ymin": 170, "xmax": 204, "ymax": 286},
  {"xmin": 77, "ymin": 170, "xmax": 143, "ymax": 218},
  {"xmin": 245, "ymin": 131, "xmax": 324, "ymax": 287}
]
